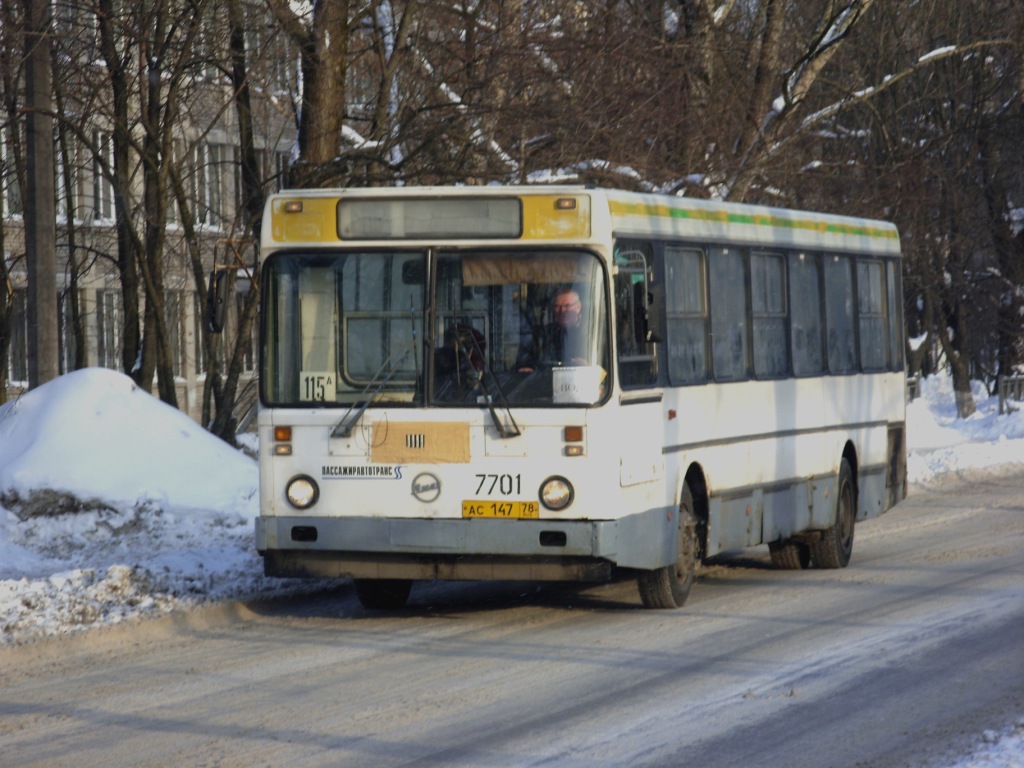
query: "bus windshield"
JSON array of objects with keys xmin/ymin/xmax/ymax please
[{"xmin": 261, "ymin": 249, "xmax": 609, "ymax": 407}]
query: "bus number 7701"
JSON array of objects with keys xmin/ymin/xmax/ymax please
[{"xmin": 475, "ymin": 473, "xmax": 521, "ymax": 496}]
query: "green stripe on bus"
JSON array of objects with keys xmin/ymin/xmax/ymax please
[{"xmin": 608, "ymin": 201, "xmax": 898, "ymax": 240}]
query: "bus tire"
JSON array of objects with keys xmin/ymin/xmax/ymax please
[
  {"xmin": 354, "ymin": 578, "xmax": 413, "ymax": 610},
  {"xmin": 810, "ymin": 458, "xmax": 855, "ymax": 569},
  {"xmin": 769, "ymin": 539, "xmax": 811, "ymax": 569},
  {"xmin": 637, "ymin": 486, "xmax": 700, "ymax": 609}
]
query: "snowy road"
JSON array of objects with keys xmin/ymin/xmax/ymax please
[{"xmin": 1, "ymin": 473, "xmax": 1022, "ymax": 768}]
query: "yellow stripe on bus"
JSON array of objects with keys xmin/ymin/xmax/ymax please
[{"xmin": 608, "ymin": 200, "xmax": 898, "ymax": 241}]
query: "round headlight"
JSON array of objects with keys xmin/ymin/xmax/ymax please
[
  {"xmin": 286, "ymin": 475, "xmax": 320, "ymax": 509},
  {"xmin": 540, "ymin": 476, "xmax": 574, "ymax": 510}
]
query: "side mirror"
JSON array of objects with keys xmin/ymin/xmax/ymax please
[{"xmin": 206, "ymin": 269, "xmax": 231, "ymax": 333}]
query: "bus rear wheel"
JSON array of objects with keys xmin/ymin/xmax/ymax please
[
  {"xmin": 354, "ymin": 578, "xmax": 413, "ymax": 610},
  {"xmin": 769, "ymin": 539, "xmax": 811, "ymax": 569},
  {"xmin": 809, "ymin": 458, "xmax": 856, "ymax": 569},
  {"xmin": 637, "ymin": 486, "xmax": 700, "ymax": 609}
]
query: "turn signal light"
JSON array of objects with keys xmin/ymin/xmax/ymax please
[{"xmin": 273, "ymin": 425, "xmax": 293, "ymax": 455}]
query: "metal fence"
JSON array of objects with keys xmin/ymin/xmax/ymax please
[{"xmin": 998, "ymin": 375, "xmax": 1024, "ymax": 414}]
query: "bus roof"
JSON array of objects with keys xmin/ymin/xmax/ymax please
[{"xmin": 262, "ymin": 185, "xmax": 901, "ymax": 257}]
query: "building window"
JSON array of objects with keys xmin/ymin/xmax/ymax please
[
  {"xmin": 6, "ymin": 289, "xmax": 28, "ymax": 383},
  {"xmin": 96, "ymin": 288, "xmax": 123, "ymax": 370},
  {"xmin": 56, "ymin": 133, "xmax": 82, "ymax": 221},
  {"xmin": 92, "ymin": 130, "xmax": 114, "ymax": 221},
  {"xmin": 193, "ymin": 293, "xmax": 207, "ymax": 375},
  {"xmin": 2, "ymin": 127, "xmax": 23, "ymax": 217},
  {"xmin": 165, "ymin": 290, "xmax": 188, "ymax": 377},
  {"xmin": 275, "ymin": 150, "xmax": 291, "ymax": 191},
  {"xmin": 58, "ymin": 289, "xmax": 78, "ymax": 374},
  {"xmin": 236, "ymin": 287, "xmax": 257, "ymax": 372},
  {"xmin": 190, "ymin": 142, "xmax": 229, "ymax": 227}
]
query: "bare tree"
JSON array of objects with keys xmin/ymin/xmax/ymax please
[
  {"xmin": 23, "ymin": 0, "xmax": 59, "ymax": 387},
  {"xmin": 265, "ymin": 0, "xmax": 353, "ymax": 187},
  {"xmin": 0, "ymin": 0, "xmax": 23, "ymax": 404}
]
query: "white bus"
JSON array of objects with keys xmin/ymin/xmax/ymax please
[{"xmin": 250, "ymin": 186, "xmax": 906, "ymax": 609}]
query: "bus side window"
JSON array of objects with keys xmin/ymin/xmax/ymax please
[
  {"xmin": 824, "ymin": 254, "xmax": 857, "ymax": 374},
  {"xmin": 708, "ymin": 247, "xmax": 749, "ymax": 381},
  {"xmin": 751, "ymin": 252, "xmax": 788, "ymax": 378},
  {"xmin": 789, "ymin": 252, "xmax": 824, "ymax": 376},
  {"xmin": 858, "ymin": 260, "xmax": 889, "ymax": 371},
  {"xmin": 614, "ymin": 244, "xmax": 657, "ymax": 388},
  {"xmin": 665, "ymin": 246, "xmax": 707, "ymax": 384},
  {"xmin": 887, "ymin": 260, "xmax": 904, "ymax": 370}
]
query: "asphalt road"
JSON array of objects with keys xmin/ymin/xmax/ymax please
[{"xmin": 2, "ymin": 473, "xmax": 1022, "ymax": 768}]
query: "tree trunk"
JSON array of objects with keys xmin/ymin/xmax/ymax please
[
  {"xmin": 140, "ymin": 11, "xmax": 177, "ymax": 408},
  {"xmin": 941, "ymin": 310, "xmax": 977, "ymax": 419},
  {"xmin": 23, "ymin": 0, "xmax": 59, "ymax": 387},
  {"xmin": 96, "ymin": 0, "xmax": 144, "ymax": 385}
]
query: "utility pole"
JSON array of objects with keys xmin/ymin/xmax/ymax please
[{"xmin": 23, "ymin": 0, "xmax": 59, "ymax": 387}]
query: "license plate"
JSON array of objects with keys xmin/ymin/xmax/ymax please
[{"xmin": 462, "ymin": 500, "xmax": 539, "ymax": 519}]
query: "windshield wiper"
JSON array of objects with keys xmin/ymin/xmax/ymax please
[
  {"xmin": 452, "ymin": 327, "xmax": 521, "ymax": 439},
  {"xmin": 331, "ymin": 348, "xmax": 411, "ymax": 438}
]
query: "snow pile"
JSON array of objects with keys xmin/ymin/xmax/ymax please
[
  {"xmin": 0, "ymin": 368, "xmax": 298, "ymax": 645},
  {"xmin": 907, "ymin": 375, "xmax": 1024, "ymax": 486}
]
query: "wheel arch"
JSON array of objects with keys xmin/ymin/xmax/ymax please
[
  {"xmin": 682, "ymin": 462, "xmax": 709, "ymax": 561},
  {"xmin": 841, "ymin": 440, "xmax": 859, "ymax": 503}
]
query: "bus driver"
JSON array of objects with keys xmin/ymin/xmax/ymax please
[{"xmin": 517, "ymin": 287, "xmax": 588, "ymax": 372}]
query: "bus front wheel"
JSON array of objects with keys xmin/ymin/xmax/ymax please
[
  {"xmin": 810, "ymin": 458, "xmax": 856, "ymax": 569},
  {"xmin": 354, "ymin": 578, "xmax": 413, "ymax": 610},
  {"xmin": 637, "ymin": 486, "xmax": 700, "ymax": 609}
]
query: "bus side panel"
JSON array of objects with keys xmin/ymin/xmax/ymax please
[
  {"xmin": 707, "ymin": 473, "xmax": 840, "ymax": 554},
  {"xmin": 761, "ymin": 483, "xmax": 812, "ymax": 543},
  {"xmin": 708, "ymin": 490, "xmax": 759, "ymax": 552},
  {"xmin": 858, "ymin": 466, "xmax": 888, "ymax": 519}
]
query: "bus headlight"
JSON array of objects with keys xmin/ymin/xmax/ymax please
[
  {"xmin": 286, "ymin": 475, "xmax": 320, "ymax": 509},
  {"xmin": 540, "ymin": 476, "xmax": 574, "ymax": 510}
]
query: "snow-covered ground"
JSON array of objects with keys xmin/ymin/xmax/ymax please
[{"xmin": 1, "ymin": 367, "xmax": 1022, "ymax": 765}]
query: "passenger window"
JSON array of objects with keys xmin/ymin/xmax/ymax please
[
  {"xmin": 858, "ymin": 260, "xmax": 889, "ymax": 370},
  {"xmin": 665, "ymin": 247, "xmax": 707, "ymax": 384},
  {"xmin": 789, "ymin": 252, "xmax": 824, "ymax": 375},
  {"xmin": 887, "ymin": 260, "xmax": 904, "ymax": 369},
  {"xmin": 824, "ymin": 255, "xmax": 856, "ymax": 373},
  {"xmin": 751, "ymin": 252, "xmax": 787, "ymax": 377},
  {"xmin": 708, "ymin": 247, "xmax": 748, "ymax": 381}
]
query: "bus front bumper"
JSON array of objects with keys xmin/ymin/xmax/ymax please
[{"xmin": 256, "ymin": 508, "xmax": 676, "ymax": 582}]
